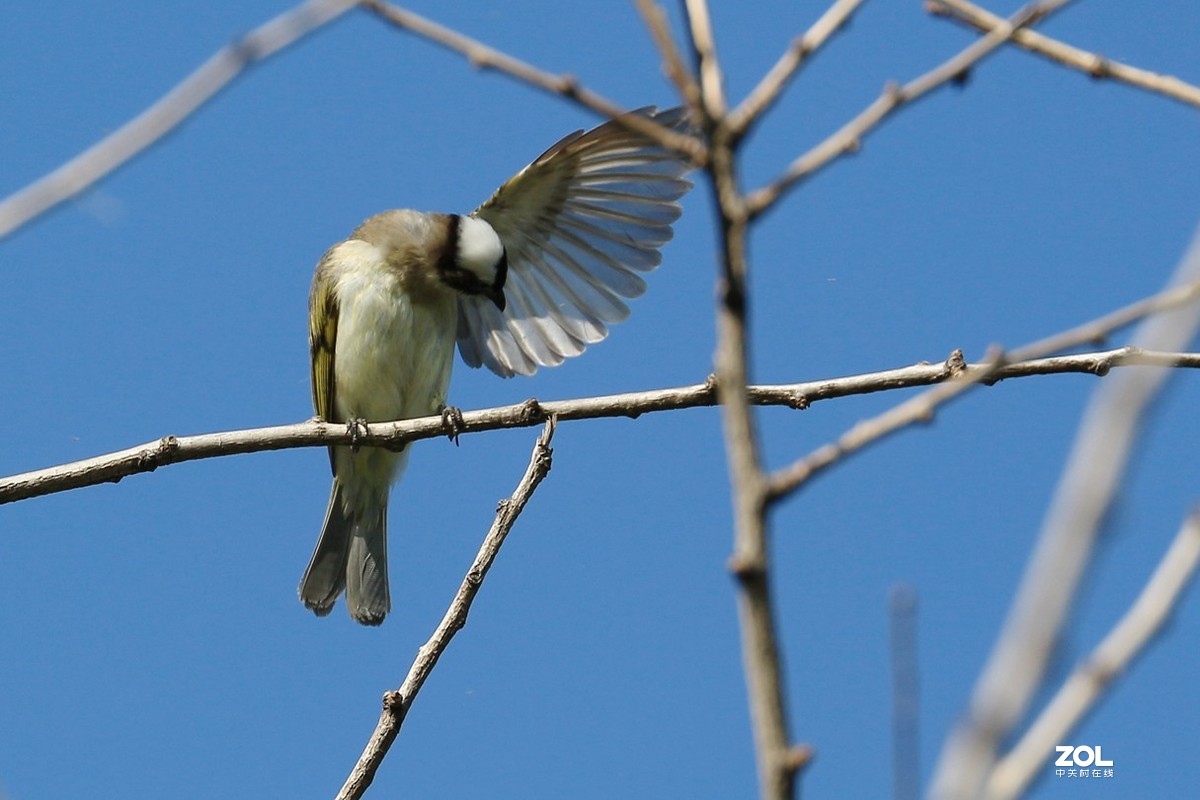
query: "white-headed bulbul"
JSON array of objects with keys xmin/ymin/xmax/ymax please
[{"xmin": 299, "ymin": 107, "xmax": 693, "ymax": 624}]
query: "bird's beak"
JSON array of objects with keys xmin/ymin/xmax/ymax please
[{"xmin": 485, "ymin": 285, "xmax": 506, "ymax": 311}]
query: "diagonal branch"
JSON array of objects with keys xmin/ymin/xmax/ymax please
[
  {"xmin": 930, "ymin": 0, "xmax": 1200, "ymax": 109},
  {"xmin": 745, "ymin": 0, "xmax": 1074, "ymax": 219},
  {"xmin": 767, "ymin": 269, "xmax": 1200, "ymax": 502},
  {"xmin": 360, "ymin": 0, "xmax": 704, "ymax": 162},
  {"xmin": 334, "ymin": 418, "xmax": 557, "ymax": 800},
  {"xmin": 726, "ymin": 0, "xmax": 868, "ymax": 141},
  {"xmin": 682, "ymin": 0, "xmax": 728, "ymax": 117},
  {"xmin": 0, "ymin": 0, "xmax": 356, "ymax": 241},
  {"xmin": 767, "ymin": 347, "xmax": 1006, "ymax": 501},
  {"xmin": 986, "ymin": 510, "xmax": 1200, "ymax": 799},
  {"xmin": 931, "ymin": 224, "xmax": 1200, "ymax": 799},
  {"xmin": 633, "ymin": 0, "xmax": 703, "ymax": 114}
]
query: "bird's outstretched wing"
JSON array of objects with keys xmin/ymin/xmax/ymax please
[{"xmin": 459, "ymin": 106, "xmax": 694, "ymax": 377}]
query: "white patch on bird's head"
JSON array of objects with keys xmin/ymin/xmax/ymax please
[{"xmin": 456, "ymin": 215, "xmax": 505, "ymax": 283}]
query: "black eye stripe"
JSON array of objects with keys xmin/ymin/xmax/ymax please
[
  {"xmin": 437, "ymin": 214, "xmax": 462, "ymax": 279},
  {"xmin": 493, "ymin": 249, "xmax": 508, "ymax": 293},
  {"xmin": 436, "ymin": 214, "xmax": 508, "ymax": 302}
]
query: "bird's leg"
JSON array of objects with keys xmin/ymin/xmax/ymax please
[
  {"xmin": 347, "ymin": 418, "xmax": 368, "ymax": 453},
  {"xmin": 438, "ymin": 404, "xmax": 464, "ymax": 446}
]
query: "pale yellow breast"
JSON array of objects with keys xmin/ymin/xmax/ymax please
[{"xmin": 324, "ymin": 238, "xmax": 459, "ymax": 501}]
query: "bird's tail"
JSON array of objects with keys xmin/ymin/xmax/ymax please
[{"xmin": 298, "ymin": 479, "xmax": 391, "ymax": 625}]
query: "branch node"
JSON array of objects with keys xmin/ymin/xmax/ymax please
[
  {"xmin": 465, "ymin": 566, "xmax": 485, "ymax": 590},
  {"xmin": 1082, "ymin": 657, "xmax": 1117, "ymax": 691},
  {"xmin": 944, "ymin": 348, "xmax": 967, "ymax": 377},
  {"xmin": 1088, "ymin": 54, "xmax": 1113, "ymax": 79},
  {"xmin": 924, "ymin": 0, "xmax": 949, "ymax": 17},
  {"xmin": 519, "ymin": 398, "xmax": 546, "ymax": 423},
  {"xmin": 720, "ymin": 276, "xmax": 747, "ymax": 316},
  {"xmin": 727, "ymin": 553, "xmax": 765, "ymax": 583},
  {"xmin": 382, "ymin": 690, "xmax": 404, "ymax": 713},
  {"xmin": 790, "ymin": 34, "xmax": 813, "ymax": 62},
  {"xmin": 140, "ymin": 435, "xmax": 179, "ymax": 470},
  {"xmin": 784, "ymin": 743, "xmax": 816, "ymax": 773},
  {"xmin": 557, "ymin": 73, "xmax": 582, "ymax": 98}
]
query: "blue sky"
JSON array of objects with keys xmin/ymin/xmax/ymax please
[{"xmin": 2, "ymin": 2, "xmax": 1198, "ymax": 798}]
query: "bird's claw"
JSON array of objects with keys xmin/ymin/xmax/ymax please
[
  {"xmin": 347, "ymin": 418, "xmax": 368, "ymax": 452},
  {"xmin": 439, "ymin": 405, "xmax": 465, "ymax": 446}
]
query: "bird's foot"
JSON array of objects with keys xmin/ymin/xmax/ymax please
[
  {"xmin": 439, "ymin": 404, "xmax": 464, "ymax": 446},
  {"xmin": 347, "ymin": 418, "xmax": 368, "ymax": 452}
]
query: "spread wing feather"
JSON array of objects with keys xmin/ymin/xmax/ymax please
[{"xmin": 459, "ymin": 106, "xmax": 693, "ymax": 377}]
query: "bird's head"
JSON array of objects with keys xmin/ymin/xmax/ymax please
[
  {"xmin": 440, "ymin": 214, "xmax": 507, "ymax": 311},
  {"xmin": 350, "ymin": 210, "xmax": 508, "ymax": 310}
]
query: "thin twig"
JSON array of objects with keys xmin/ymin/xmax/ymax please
[
  {"xmin": 1012, "ymin": 280, "xmax": 1200, "ymax": 359},
  {"xmin": 682, "ymin": 0, "xmax": 728, "ymax": 118},
  {"xmin": 726, "ymin": 0, "xmax": 868, "ymax": 141},
  {"xmin": 930, "ymin": 0, "xmax": 1200, "ymax": 109},
  {"xmin": 931, "ymin": 225, "xmax": 1200, "ymax": 799},
  {"xmin": 986, "ymin": 510, "xmax": 1200, "ymax": 799},
  {"xmin": 765, "ymin": 269, "xmax": 1200, "ymax": 500},
  {"xmin": 633, "ymin": 0, "xmax": 703, "ymax": 113},
  {"xmin": 767, "ymin": 347, "xmax": 1005, "ymax": 500},
  {"xmin": 745, "ymin": 0, "xmax": 1074, "ymax": 219},
  {"xmin": 0, "ymin": 0, "xmax": 356, "ymax": 241},
  {"xmin": 767, "ymin": 342, "xmax": 1200, "ymax": 499},
  {"xmin": 360, "ymin": 0, "xmax": 704, "ymax": 163},
  {"xmin": 335, "ymin": 418, "xmax": 556, "ymax": 800},
  {"xmin": 3, "ymin": 347, "xmax": 1198, "ymax": 506}
]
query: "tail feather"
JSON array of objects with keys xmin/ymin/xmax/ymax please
[
  {"xmin": 299, "ymin": 481, "xmax": 351, "ymax": 616},
  {"xmin": 298, "ymin": 479, "xmax": 392, "ymax": 625},
  {"xmin": 346, "ymin": 496, "xmax": 390, "ymax": 626}
]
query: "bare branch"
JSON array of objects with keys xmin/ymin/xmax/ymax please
[
  {"xmin": 930, "ymin": 0, "xmax": 1200, "ymax": 109},
  {"xmin": 1012, "ymin": 280, "xmax": 1200, "ymax": 359},
  {"xmin": 767, "ymin": 341, "xmax": 1200, "ymax": 503},
  {"xmin": 931, "ymin": 225, "xmax": 1200, "ymax": 799},
  {"xmin": 764, "ymin": 264, "xmax": 1200, "ymax": 501},
  {"xmin": 745, "ymin": 0, "xmax": 1074, "ymax": 219},
  {"xmin": 335, "ymin": 419, "xmax": 557, "ymax": 800},
  {"xmin": 4, "ymin": 348, "xmax": 1198, "ymax": 507},
  {"xmin": 767, "ymin": 347, "xmax": 1004, "ymax": 500},
  {"xmin": 681, "ymin": 1, "xmax": 805, "ymax": 793},
  {"xmin": 682, "ymin": 0, "xmax": 728, "ymax": 117},
  {"xmin": 986, "ymin": 510, "xmax": 1200, "ymax": 799},
  {"xmin": 726, "ymin": 0, "xmax": 868, "ymax": 140},
  {"xmin": 0, "ymin": 0, "xmax": 355, "ymax": 241},
  {"xmin": 360, "ymin": 0, "xmax": 704, "ymax": 163},
  {"xmin": 633, "ymin": 0, "xmax": 703, "ymax": 113}
]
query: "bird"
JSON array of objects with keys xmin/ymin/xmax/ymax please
[{"xmin": 298, "ymin": 107, "xmax": 693, "ymax": 624}]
